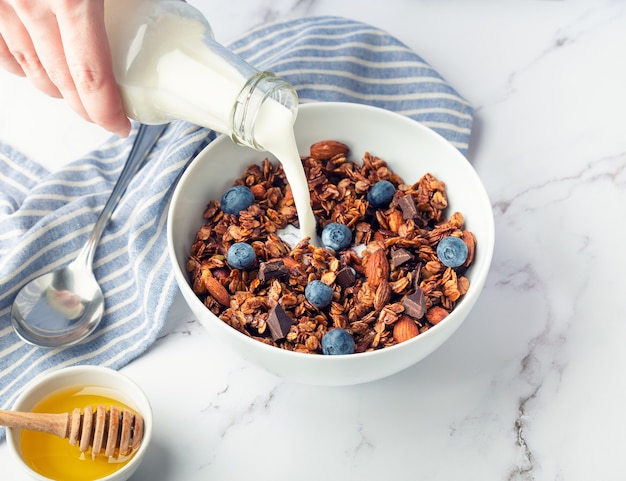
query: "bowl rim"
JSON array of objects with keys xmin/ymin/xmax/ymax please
[
  {"xmin": 6, "ymin": 365, "xmax": 152, "ymax": 481},
  {"xmin": 167, "ymin": 101, "xmax": 495, "ymax": 363}
]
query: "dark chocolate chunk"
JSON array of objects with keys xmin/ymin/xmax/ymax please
[
  {"xmin": 258, "ymin": 260, "xmax": 288, "ymax": 282},
  {"xmin": 390, "ymin": 247, "xmax": 414, "ymax": 269},
  {"xmin": 402, "ymin": 287, "xmax": 426, "ymax": 319},
  {"xmin": 413, "ymin": 263, "xmax": 423, "ymax": 289},
  {"xmin": 336, "ymin": 266, "xmax": 356, "ymax": 288},
  {"xmin": 398, "ymin": 194, "xmax": 418, "ymax": 220},
  {"xmin": 267, "ymin": 303, "xmax": 294, "ymax": 341}
]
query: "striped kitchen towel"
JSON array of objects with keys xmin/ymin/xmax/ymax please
[{"xmin": 0, "ymin": 15, "xmax": 472, "ymax": 437}]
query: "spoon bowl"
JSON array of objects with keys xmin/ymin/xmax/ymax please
[
  {"xmin": 10, "ymin": 123, "xmax": 167, "ymax": 348},
  {"xmin": 11, "ymin": 265, "xmax": 104, "ymax": 347}
]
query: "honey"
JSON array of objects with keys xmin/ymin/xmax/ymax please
[{"xmin": 20, "ymin": 385, "xmax": 137, "ymax": 481}]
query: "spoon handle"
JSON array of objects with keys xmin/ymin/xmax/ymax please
[
  {"xmin": 73, "ymin": 123, "xmax": 169, "ymax": 270},
  {"xmin": 0, "ymin": 408, "xmax": 69, "ymax": 438}
]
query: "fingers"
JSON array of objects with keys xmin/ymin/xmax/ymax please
[
  {"xmin": 0, "ymin": 0, "xmax": 131, "ymax": 137},
  {"xmin": 0, "ymin": 2, "xmax": 61, "ymax": 97},
  {"xmin": 55, "ymin": 1, "xmax": 131, "ymax": 136},
  {"xmin": 0, "ymin": 33, "xmax": 25, "ymax": 76},
  {"xmin": 16, "ymin": 3, "xmax": 91, "ymax": 119}
]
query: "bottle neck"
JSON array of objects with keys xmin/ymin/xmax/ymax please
[{"xmin": 230, "ymin": 71, "xmax": 299, "ymax": 150}]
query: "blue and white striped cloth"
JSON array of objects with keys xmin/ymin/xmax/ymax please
[{"xmin": 0, "ymin": 16, "xmax": 472, "ymax": 436}]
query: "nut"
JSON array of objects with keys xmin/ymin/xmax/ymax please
[
  {"xmin": 204, "ymin": 275, "xmax": 231, "ymax": 306},
  {"xmin": 425, "ymin": 306, "xmax": 449, "ymax": 325},
  {"xmin": 393, "ymin": 316, "xmax": 420, "ymax": 343},
  {"xmin": 387, "ymin": 210, "xmax": 404, "ymax": 233},
  {"xmin": 188, "ymin": 140, "xmax": 475, "ymax": 354},
  {"xmin": 462, "ymin": 230, "xmax": 476, "ymax": 267},
  {"xmin": 365, "ymin": 248, "xmax": 389, "ymax": 289},
  {"xmin": 309, "ymin": 140, "xmax": 350, "ymax": 160},
  {"xmin": 374, "ymin": 280, "xmax": 392, "ymax": 312}
]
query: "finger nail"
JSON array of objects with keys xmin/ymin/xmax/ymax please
[{"xmin": 114, "ymin": 123, "xmax": 132, "ymax": 138}]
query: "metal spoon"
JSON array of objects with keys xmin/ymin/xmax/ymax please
[{"xmin": 11, "ymin": 123, "xmax": 168, "ymax": 348}]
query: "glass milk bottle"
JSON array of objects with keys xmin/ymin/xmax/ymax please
[
  {"xmin": 104, "ymin": 0, "xmax": 317, "ymax": 241},
  {"xmin": 103, "ymin": 0, "xmax": 298, "ymax": 150}
]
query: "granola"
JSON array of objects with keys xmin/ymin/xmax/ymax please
[{"xmin": 186, "ymin": 140, "xmax": 475, "ymax": 354}]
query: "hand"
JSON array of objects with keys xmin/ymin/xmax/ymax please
[{"xmin": 0, "ymin": 0, "xmax": 131, "ymax": 137}]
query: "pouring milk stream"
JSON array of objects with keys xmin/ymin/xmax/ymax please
[{"xmin": 104, "ymin": 0, "xmax": 317, "ymax": 242}]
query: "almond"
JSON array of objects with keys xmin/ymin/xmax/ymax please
[
  {"xmin": 271, "ymin": 257, "xmax": 299, "ymax": 270},
  {"xmin": 374, "ymin": 280, "xmax": 391, "ymax": 311},
  {"xmin": 387, "ymin": 210, "xmax": 404, "ymax": 233},
  {"xmin": 393, "ymin": 316, "xmax": 420, "ymax": 343},
  {"xmin": 461, "ymin": 230, "xmax": 476, "ymax": 267},
  {"xmin": 425, "ymin": 306, "xmax": 449, "ymax": 325},
  {"xmin": 204, "ymin": 275, "xmax": 231, "ymax": 306},
  {"xmin": 309, "ymin": 140, "xmax": 350, "ymax": 160},
  {"xmin": 458, "ymin": 276, "xmax": 470, "ymax": 296},
  {"xmin": 365, "ymin": 248, "xmax": 389, "ymax": 288}
]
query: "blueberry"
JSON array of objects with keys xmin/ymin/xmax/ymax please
[
  {"xmin": 321, "ymin": 328, "xmax": 355, "ymax": 355},
  {"xmin": 436, "ymin": 236, "xmax": 468, "ymax": 268},
  {"xmin": 321, "ymin": 223, "xmax": 352, "ymax": 251},
  {"xmin": 367, "ymin": 180, "xmax": 395, "ymax": 208},
  {"xmin": 227, "ymin": 242, "xmax": 256, "ymax": 270},
  {"xmin": 305, "ymin": 280, "xmax": 333, "ymax": 308},
  {"xmin": 220, "ymin": 185, "xmax": 254, "ymax": 215}
]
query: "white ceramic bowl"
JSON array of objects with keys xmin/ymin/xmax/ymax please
[
  {"xmin": 167, "ymin": 102, "xmax": 495, "ymax": 386},
  {"xmin": 6, "ymin": 365, "xmax": 152, "ymax": 481}
]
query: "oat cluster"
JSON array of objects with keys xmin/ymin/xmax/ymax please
[{"xmin": 186, "ymin": 140, "xmax": 476, "ymax": 354}]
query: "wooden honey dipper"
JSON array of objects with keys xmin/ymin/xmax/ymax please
[{"xmin": 0, "ymin": 405, "xmax": 144, "ymax": 459}]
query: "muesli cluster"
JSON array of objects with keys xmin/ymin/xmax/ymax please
[{"xmin": 186, "ymin": 140, "xmax": 476, "ymax": 355}]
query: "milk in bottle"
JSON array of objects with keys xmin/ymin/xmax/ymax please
[{"xmin": 103, "ymin": 0, "xmax": 317, "ymax": 241}]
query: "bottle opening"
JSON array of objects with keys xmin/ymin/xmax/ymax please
[{"xmin": 230, "ymin": 72, "xmax": 299, "ymax": 150}]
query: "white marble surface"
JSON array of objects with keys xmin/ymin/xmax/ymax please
[{"xmin": 2, "ymin": 0, "xmax": 626, "ymax": 479}]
